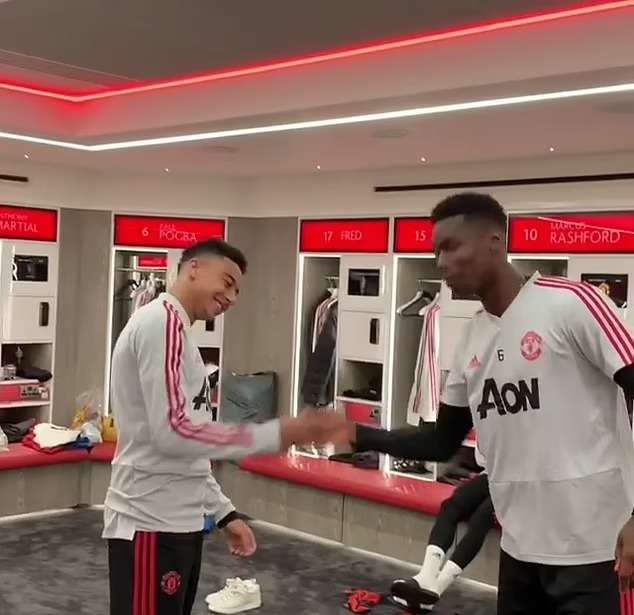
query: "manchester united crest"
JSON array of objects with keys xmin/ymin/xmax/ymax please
[
  {"xmin": 520, "ymin": 331, "xmax": 543, "ymax": 361},
  {"xmin": 161, "ymin": 571, "xmax": 181, "ymax": 596}
]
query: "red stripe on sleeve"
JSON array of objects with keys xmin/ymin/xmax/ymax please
[
  {"xmin": 162, "ymin": 301, "xmax": 253, "ymax": 446},
  {"xmin": 534, "ymin": 276, "xmax": 634, "ymax": 366}
]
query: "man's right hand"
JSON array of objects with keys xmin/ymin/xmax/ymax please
[{"xmin": 279, "ymin": 410, "xmax": 349, "ymax": 449}]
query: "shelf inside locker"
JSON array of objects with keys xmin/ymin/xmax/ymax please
[
  {"xmin": 0, "ymin": 378, "xmax": 39, "ymax": 386},
  {"xmin": 335, "ymin": 395, "xmax": 383, "ymax": 406},
  {"xmin": 0, "ymin": 400, "xmax": 50, "ymax": 409},
  {"xmin": 0, "ymin": 404, "xmax": 50, "ymax": 427},
  {"xmin": 336, "ymin": 359, "xmax": 382, "ymax": 404},
  {"xmin": 199, "ymin": 346, "xmax": 221, "ymax": 367},
  {"xmin": 1, "ymin": 343, "xmax": 53, "ymax": 373},
  {"xmin": 0, "ymin": 378, "xmax": 49, "ymax": 406},
  {"xmin": 510, "ymin": 257, "xmax": 567, "ymax": 277}
]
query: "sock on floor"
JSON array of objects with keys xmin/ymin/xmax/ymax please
[
  {"xmin": 433, "ymin": 560, "xmax": 463, "ymax": 596},
  {"xmin": 413, "ymin": 545, "xmax": 445, "ymax": 588}
]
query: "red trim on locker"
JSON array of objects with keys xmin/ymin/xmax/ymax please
[
  {"xmin": 344, "ymin": 401, "xmax": 381, "ymax": 425},
  {"xmin": 508, "ymin": 212, "xmax": 634, "ymax": 254},
  {"xmin": 394, "ymin": 217, "xmax": 434, "ymax": 253},
  {"xmin": 137, "ymin": 255, "xmax": 168, "ymax": 269},
  {"xmin": 114, "ymin": 215, "xmax": 226, "ymax": 249},
  {"xmin": 0, "ymin": 205, "xmax": 58, "ymax": 242},
  {"xmin": 299, "ymin": 218, "xmax": 389, "ymax": 253}
]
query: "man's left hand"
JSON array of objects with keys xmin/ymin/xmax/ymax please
[
  {"xmin": 222, "ymin": 519, "xmax": 257, "ymax": 557},
  {"xmin": 615, "ymin": 517, "xmax": 634, "ymax": 589}
]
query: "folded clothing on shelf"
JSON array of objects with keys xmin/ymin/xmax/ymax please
[
  {"xmin": 1, "ymin": 418, "xmax": 36, "ymax": 443},
  {"xmin": 16, "ymin": 367, "xmax": 52, "ymax": 383},
  {"xmin": 22, "ymin": 423, "xmax": 92, "ymax": 454}
]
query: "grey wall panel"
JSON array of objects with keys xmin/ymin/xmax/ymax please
[
  {"xmin": 54, "ymin": 209, "xmax": 111, "ymax": 425},
  {"xmin": 224, "ymin": 217, "xmax": 298, "ymax": 416}
]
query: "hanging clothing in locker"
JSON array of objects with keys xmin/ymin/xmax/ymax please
[
  {"xmin": 406, "ymin": 296, "xmax": 440, "ymax": 426},
  {"xmin": 311, "ymin": 292, "xmax": 338, "ymax": 351},
  {"xmin": 302, "ymin": 288, "xmax": 338, "ymax": 407}
]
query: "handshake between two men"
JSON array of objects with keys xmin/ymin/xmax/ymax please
[{"xmin": 278, "ymin": 408, "xmax": 355, "ymax": 449}]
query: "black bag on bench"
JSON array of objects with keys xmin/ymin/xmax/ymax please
[{"xmin": 220, "ymin": 371, "xmax": 278, "ymax": 424}]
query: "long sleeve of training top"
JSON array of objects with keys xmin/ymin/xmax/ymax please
[
  {"xmin": 132, "ymin": 296, "xmax": 281, "ymax": 459},
  {"xmin": 204, "ymin": 468, "xmax": 235, "ymax": 523},
  {"xmin": 353, "ymin": 402, "xmax": 473, "ymax": 462}
]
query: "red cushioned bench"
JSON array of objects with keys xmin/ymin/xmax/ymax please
[
  {"xmin": 0, "ymin": 443, "xmax": 89, "ymax": 470},
  {"xmin": 239, "ymin": 454, "xmax": 456, "ymax": 516},
  {"xmin": 89, "ymin": 442, "xmax": 116, "ymax": 462}
]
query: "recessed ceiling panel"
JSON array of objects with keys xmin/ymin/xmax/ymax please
[{"xmin": 0, "ymin": 0, "xmax": 609, "ymax": 89}]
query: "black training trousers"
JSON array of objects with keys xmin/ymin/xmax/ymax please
[
  {"xmin": 497, "ymin": 549, "xmax": 620, "ymax": 615},
  {"xmin": 108, "ymin": 530, "xmax": 204, "ymax": 615},
  {"xmin": 428, "ymin": 472, "xmax": 495, "ymax": 569}
]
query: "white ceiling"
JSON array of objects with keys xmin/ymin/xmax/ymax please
[{"xmin": 2, "ymin": 88, "xmax": 633, "ymax": 177}]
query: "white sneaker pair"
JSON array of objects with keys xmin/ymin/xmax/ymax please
[{"xmin": 205, "ymin": 577, "xmax": 262, "ymax": 614}]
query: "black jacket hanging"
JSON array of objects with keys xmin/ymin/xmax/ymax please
[{"xmin": 302, "ymin": 303, "xmax": 337, "ymax": 406}]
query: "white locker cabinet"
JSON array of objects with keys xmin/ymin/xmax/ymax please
[
  {"xmin": 439, "ymin": 280, "xmax": 482, "ymax": 318},
  {"xmin": 0, "ymin": 241, "xmax": 59, "ymax": 297},
  {"xmin": 567, "ymin": 256, "xmax": 634, "ymax": 325},
  {"xmin": 166, "ymin": 248, "xmax": 181, "ymax": 287},
  {"xmin": 338, "ymin": 310, "xmax": 386, "ymax": 363},
  {"xmin": 339, "ymin": 255, "xmax": 392, "ymax": 313},
  {"xmin": 192, "ymin": 314, "xmax": 223, "ymax": 348},
  {"xmin": 3, "ymin": 295, "xmax": 57, "ymax": 343}
]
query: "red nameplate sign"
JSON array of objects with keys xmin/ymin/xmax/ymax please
[
  {"xmin": 0, "ymin": 205, "xmax": 57, "ymax": 242},
  {"xmin": 137, "ymin": 255, "xmax": 168, "ymax": 269},
  {"xmin": 114, "ymin": 215, "xmax": 226, "ymax": 249},
  {"xmin": 300, "ymin": 218, "xmax": 389, "ymax": 253},
  {"xmin": 394, "ymin": 217, "xmax": 434, "ymax": 253},
  {"xmin": 509, "ymin": 213, "xmax": 634, "ymax": 254}
]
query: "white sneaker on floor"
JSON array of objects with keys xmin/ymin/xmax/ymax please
[
  {"xmin": 206, "ymin": 578, "xmax": 262, "ymax": 614},
  {"xmin": 206, "ymin": 579, "xmax": 241, "ymax": 605}
]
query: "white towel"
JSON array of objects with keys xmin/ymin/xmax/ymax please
[{"xmin": 33, "ymin": 423, "xmax": 81, "ymax": 448}]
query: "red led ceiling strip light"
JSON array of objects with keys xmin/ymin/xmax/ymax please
[{"xmin": 0, "ymin": 1, "xmax": 630, "ymax": 103}]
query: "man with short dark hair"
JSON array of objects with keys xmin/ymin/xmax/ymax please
[
  {"xmin": 105, "ymin": 238, "xmax": 345, "ymax": 615},
  {"xmin": 349, "ymin": 194, "xmax": 634, "ymax": 614}
]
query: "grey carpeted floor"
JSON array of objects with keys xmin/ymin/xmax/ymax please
[{"xmin": 0, "ymin": 508, "xmax": 496, "ymax": 614}]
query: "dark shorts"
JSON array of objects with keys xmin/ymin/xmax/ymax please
[
  {"xmin": 498, "ymin": 549, "xmax": 620, "ymax": 615},
  {"xmin": 108, "ymin": 530, "xmax": 203, "ymax": 615}
]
